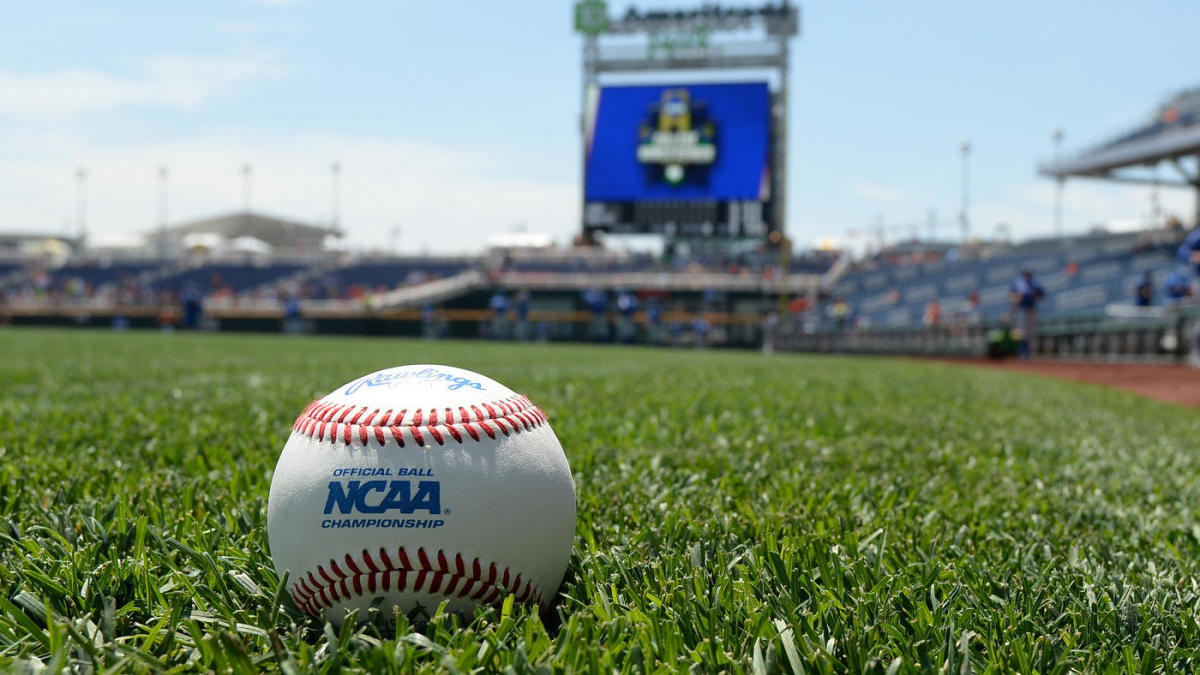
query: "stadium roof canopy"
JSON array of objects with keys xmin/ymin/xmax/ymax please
[
  {"xmin": 1039, "ymin": 87, "xmax": 1200, "ymax": 222},
  {"xmin": 0, "ymin": 232, "xmax": 81, "ymax": 249},
  {"xmin": 147, "ymin": 211, "xmax": 341, "ymax": 253}
]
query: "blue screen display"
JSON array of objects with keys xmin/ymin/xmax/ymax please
[{"xmin": 585, "ymin": 82, "xmax": 771, "ymax": 202}]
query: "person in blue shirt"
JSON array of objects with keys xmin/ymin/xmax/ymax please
[
  {"xmin": 691, "ymin": 314, "xmax": 711, "ymax": 348},
  {"xmin": 180, "ymin": 281, "xmax": 204, "ymax": 330},
  {"xmin": 1009, "ymin": 266, "xmax": 1045, "ymax": 358},
  {"xmin": 1178, "ymin": 227, "xmax": 1200, "ymax": 361},
  {"xmin": 1165, "ymin": 267, "xmax": 1192, "ymax": 305},
  {"xmin": 489, "ymin": 291, "xmax": 510, "ymax": 315},
  {"xmin": 513, "ymin": 291, "xmax": 531, "ymax": 341},
  {"xmin": 1179, "ymin": 226, "xmax": 1200, "ymax": 273},
  {"xmin": 421, "ymin": 302, "xmax": 437, "ymax": 339},
  {"xmin": 284, "ymin": 294, "xmax": 303, "ymax": 334},
  {"xmin": 615, "ymin": 290, "xmax": 638, "ymax": 343},
  {"xmin": 1135, "ymin": 271, "xmax": 1154, "ymax": 307},
  {"xmin": 645, "ymin": 296, "xmax": 663, "ymax": 344},
  {"xmin": 582, "ymin": 288, "xmax": 609, "ymax": 341},
  {"xmin": 1162, "ymin": 266, "xmax": 1193, "ymax": 356},
  {"xmin": 488, "ymin": 291, "xmax": 510, "ymax": 339}
]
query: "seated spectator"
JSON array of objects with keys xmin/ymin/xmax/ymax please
[
  {"xmin": 923, "ymin": 299, "xmax": 941, "ymax": 327},
  {"xmin": 833, "ymin": 298, "xmax": 849, "ymax": 330}
]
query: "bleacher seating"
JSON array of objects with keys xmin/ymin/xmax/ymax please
[
  {"xmin": 152, "ymin": 263, "xmax": 306, "ymax": 295},
  {"xmin": 826, "ymin": 231, "xmax": 1184, "ymax": 328},
  {"xmin": 501, "ymin": 252, "xmax": 835, "ymax": 276},
  {"xmin": 51, "ymin": 261, "xmax": 163, "ymax": 289}
]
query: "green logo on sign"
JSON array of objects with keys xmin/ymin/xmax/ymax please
[{"xmin": 574, "ymin": 0, "xmax": 609, "ymax": 35}]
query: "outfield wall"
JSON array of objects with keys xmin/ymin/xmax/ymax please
[
  {"xmin": 0, "ymin": 302, "xmax": 770, "ymax": 348},
  {"xmin": 774, "ymin": 309, "xmax": 1197, "ymax": 362},
  {"xmin": 4, "ymin": 300, "xmax": 1195, "ymax": 361}
]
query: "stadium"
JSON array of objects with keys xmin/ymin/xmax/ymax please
[{"xmin": 3, "ymin": 1, "xmax": 1200, "ymax": 672}]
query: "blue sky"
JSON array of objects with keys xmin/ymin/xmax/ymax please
[{"xmin": 1, "ymin": 1, "xmax": 1197, "ymax": 253}]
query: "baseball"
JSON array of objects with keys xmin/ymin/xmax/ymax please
[{"xmin": 267, "ymin": 364, "xmax": 576, "ymax": 625}]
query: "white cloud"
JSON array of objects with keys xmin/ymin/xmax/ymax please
[
  {"xmin": 972, "ymin": 179, "xmax": 1194, "ymax": 241},
  {"xmin": 0, "ymin": 51, "xmax": 284, "ymax": 118},
  {"xmin": 214, "ymin": 21, "xmax": 258, "ymax": 36},
  {"xmin": 0, "ymin": 133, "xmax": 579, "ymax": 254},
  {"xmin": 851, "ymin": 181, "xmax": 902, "ymax": 204}
]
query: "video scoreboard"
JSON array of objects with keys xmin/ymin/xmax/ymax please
[{"xmin": 583, "ymin": 81, "xmax": 774, "ymax": 240}]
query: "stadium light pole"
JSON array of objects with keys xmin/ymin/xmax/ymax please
[
  {"xmin": 330, "ymin": 161, "xmax": 341, "ymax": 231},
  {"xmin": 241, "ymin": 162, "xmax": 253, "ymax": 213},
  {"xmin": 1052, "ymin": 126, "xmax": 1064, "ymax": 239},
  {"xmin": 158, "ymin": 165, "xmax": 169, "ymax": 257},
  {"xmin": 774, "ymin": 230, "xmax": 790, "ymax": 318},
  {"xmin": 75, "ymin": 167, "xmax": 88, "ymax": 243},
  {"xmin": 959, "ymin": 140, "xmax": 971, "ymax": 242}
]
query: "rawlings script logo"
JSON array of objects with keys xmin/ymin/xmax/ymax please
[{"xmin": 344, "ymin": 368, "xmax": 486, "ymax": 395}]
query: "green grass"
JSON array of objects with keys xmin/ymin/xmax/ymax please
[{"xmin": 2, "ymin": 329, "xmax": 1200, "ymax": 673}]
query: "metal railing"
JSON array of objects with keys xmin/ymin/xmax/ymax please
[{"xmin": 774, "ymin": 307, "xmax": 1197, "ymax": 361}]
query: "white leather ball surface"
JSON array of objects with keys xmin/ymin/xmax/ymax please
[{"xmin": 267, "ymin": 364, "xmax": 576, "ymax": 625}]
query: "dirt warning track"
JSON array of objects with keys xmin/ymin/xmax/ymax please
[{"xmin": 949, "ymin": 359, "xmax": 1200, "ymax": 410}]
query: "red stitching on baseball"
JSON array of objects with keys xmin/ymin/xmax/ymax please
[
  {"xmin": 464, "ymin": 423, "xmax": 480, "ymax": 441},
  {"xmin": 291, "ymin": 394, "xmax": 547, "ymax": 447},
  {"xmin": 388, "ymin": 426, "xmax": 406, "ymax": 448},
  {"xmin": 289, "ymin": 546, "xmax": 546, "ymax": 616}
]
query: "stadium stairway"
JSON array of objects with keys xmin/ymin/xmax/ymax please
[
  {"xmin": 370, "ymin": 269, "xmax": 486, "ymax": 309},
  {"xmin": 260, "ymin": 261, "xmax": 336, "ymax": 298},
  {"xmin": 129, "ymin": 261, "xmax": 181, "ymax": 291},
  {"xmin": 819, "ymin": 252, "xmax": 851, "ymax": 290}
]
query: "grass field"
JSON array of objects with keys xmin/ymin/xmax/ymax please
[{"xmin": 2, "ymin": 329, "xmax": 1200, "ymax": 672}]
